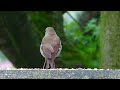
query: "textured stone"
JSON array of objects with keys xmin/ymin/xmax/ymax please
[{"xmin": 0, "ymin": 68, "xmax": 120, "ymax": 79}]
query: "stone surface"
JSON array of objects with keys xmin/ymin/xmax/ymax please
[{"xmin": 0, "ymin": 68, "xmax": 120, "ymax": 79}]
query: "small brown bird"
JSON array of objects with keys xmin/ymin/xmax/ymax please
[{"xmin": 40, "ymin": 27, "xmax": 62, "ymax": 69}]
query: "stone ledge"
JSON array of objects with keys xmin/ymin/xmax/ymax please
[{"xmin": 0, "ymin": 68, "xmax": 120, "ymax": 79}]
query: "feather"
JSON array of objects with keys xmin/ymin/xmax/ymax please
[{"xmin": 40, "ymin": 27, "xmax": 62, "ymax": 69}]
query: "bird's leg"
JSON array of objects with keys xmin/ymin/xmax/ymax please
[
  {"xmin": 53, "ymin": 58, "xmax": 56, "ymax": 68},
  {"xmin": 50, "ymin": 59, "xmax": 55, "ymax": 69},
  {"xmin": 45, "ymin": 59, "xmax": 50, "ymax": 69},
  {"xmin": 53, "ymin": 61, "xmax": 55, "ymax": 68},
  {"xmin": 50, "ymin": 62, "xmax": 54, "ymax": 69},
  {"xmin": 43, "ymin": 58, "xmax": 47, "ymax": 69}
]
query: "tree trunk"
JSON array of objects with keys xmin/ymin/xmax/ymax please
[
  {"xmin": 0, "ymin": 11, "xmax": 44, "ymax": 68},
  {"xmin": 52, "ymin": 11, "xmax": 66, "ymax": 44},
  {"xmin": 100, "ymin": 11, "xmax": 120, "ymax": 69}
]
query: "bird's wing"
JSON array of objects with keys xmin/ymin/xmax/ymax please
[
  {"xmin": 52, "ymin": 41, "xmax": 62, "ymax": 57},
  {"xmin": 40, "ymin": 44, "xmax": 45, "ymax": 57},
  {"xmin": 47, "ymin": 44, "xmax": 54, "ymax": 53},
  {"xmin": 56, "ymin": 44, "xmax": 62, "ymax": 57},
  {"xmin": 41, "ymin": 44, "xmax": 52, "ymax": 59},
  {"xmin": 56, "ymin": 41, "xmax": 62, "ymax": 57}
]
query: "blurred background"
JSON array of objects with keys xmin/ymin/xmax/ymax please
[{"xmin": 0, "ymin": 11, "xmax": 100, "ymax": 69}]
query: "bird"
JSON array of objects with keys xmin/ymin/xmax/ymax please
[{"xmin": 40, "ymin": 27, "xmax": 62, "ymax": 69}]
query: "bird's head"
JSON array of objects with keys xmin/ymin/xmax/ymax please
[{"xmin": 45, "ymin": 27, "xmax": 56, "ymax": 35}]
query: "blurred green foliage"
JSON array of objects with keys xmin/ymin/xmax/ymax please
[
  {"xmin": 0, "ymin": 11, "xmax": 100, "ymax": 69},
  {"xmin": 27, "ymin": 12, "xmax": 100, "ymax": 68},
  {"xmin": 62, "ymin": 18, "xmax": 100, "ymax": 68}
]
